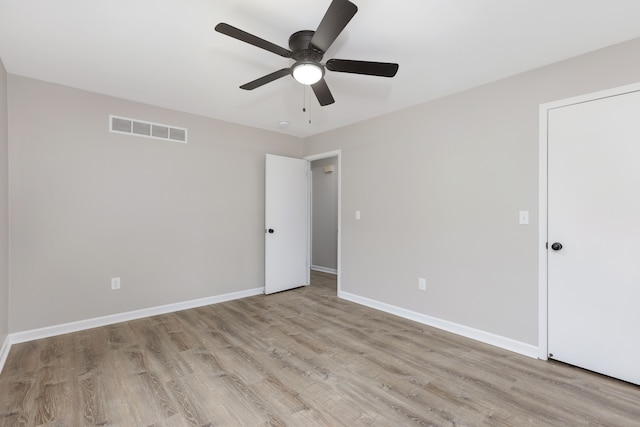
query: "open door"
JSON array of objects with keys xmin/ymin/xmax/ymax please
[{"xmin": 265, "ymin": 154, "xmax": 309, "ymax": 294}]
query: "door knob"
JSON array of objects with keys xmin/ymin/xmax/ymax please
[
  {"xmin": 267, "ymin": 229, "xmax": 275, "ymax": 234},
  {"xmin": 551, "ymin": 242, "xmax": 563, "ymax": 251}
]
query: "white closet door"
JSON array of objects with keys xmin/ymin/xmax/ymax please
[{"xmin": 548, "ymin": 89, "xmax": 640, "ymax": 385}]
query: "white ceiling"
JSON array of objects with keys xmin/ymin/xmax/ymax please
[{"xmin": 1, "ymin": 1, "xmax": 640, "ymax": 138}]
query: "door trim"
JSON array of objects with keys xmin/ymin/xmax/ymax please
[
  {"xmin": 304, "ymin": 150, "xmax": 341, "ymax": 295},
  {"xmin": 538, "ymin": 81, "xmax": 640, "ymax": 360}
]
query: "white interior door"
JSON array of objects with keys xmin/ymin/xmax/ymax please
[
  {"xmin": 547, "ymin": 89, "xmax": 640, "ymax": 385},
  {"xmin": 265, "ymin": 154, "xmax": 309, "ymax": 294}
]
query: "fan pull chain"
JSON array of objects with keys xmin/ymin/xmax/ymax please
[
  {"xmin": 302, "ymin": 85, "xmax": 306, "ymax": 113},
  {"xmin": 302, "ymin": 86, "xmax": 312, "ymax": 124}
]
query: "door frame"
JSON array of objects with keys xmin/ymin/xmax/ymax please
[
  {"xmin": 304, "ymin": 150, "xmax": 342, "ymax": 295},
  {"xmin": 538, "ymin": 81, "xmax": 640, "ymax": 360}
]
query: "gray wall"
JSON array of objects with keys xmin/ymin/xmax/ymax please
[
  {"xmin": 311, "ymin": 157, "xmax": 338, "ymax": 271},
  {"xmin": 0, "ymin": 58, "xmax": 8, "ymax": 347},
  {"xmin": 5, "ymin": 37, "xmax": 640, "ymax": 348},
  {"xmin": 304, "ymin": 37, "xmax": 640, "ymax": 346},
  {"xmin": 8, "ymin": 75, "xmax": 303, "ymax": 332}
]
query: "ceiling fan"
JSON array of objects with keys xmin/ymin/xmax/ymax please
[{"xmin": 215, "ymin": 0, "xmax": 399, "ymax": 106}]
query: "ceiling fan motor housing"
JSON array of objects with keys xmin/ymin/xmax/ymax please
[
  {"xmin": 289, "ymin": 30, "xmax": 324, "ymax": 63},
  {"xmin": 289, "ymin": 30, "xmax": 326, "ymax": 83}
]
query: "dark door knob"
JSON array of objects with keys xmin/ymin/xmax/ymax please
[
  {"xmin": 551, "ymin": 242, "xmax": 563, "ymax": 251},
  {"xmin": 267, "ymin": 229, "xmax": 275, "ymax": 234}
]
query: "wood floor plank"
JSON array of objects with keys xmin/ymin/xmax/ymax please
[
  {"xmin": 1, "ymin": 271, "xmax": 640, "ymax": 426},
  {"xmin": 128, "ymin": 317, "xmax": 194, "ymax": 379}
]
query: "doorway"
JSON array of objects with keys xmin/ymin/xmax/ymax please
[{"xmin": 305, "ymin": 150, "xmax": 341, "ymax": 295}]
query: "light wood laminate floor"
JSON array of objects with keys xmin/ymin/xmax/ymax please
[{"xmin": 1, "ymin": 271, "xmax": 639, "ymax": 426}]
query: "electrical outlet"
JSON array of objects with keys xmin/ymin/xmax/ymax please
[
  {"xmin": 111, "ymin": 277, "xmax": 121, "ymax": 290},
  {"xmin": 418, "ymin": 278, "xmax": 426, "ymax": 291}
]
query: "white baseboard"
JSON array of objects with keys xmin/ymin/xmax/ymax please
[
  {"xmin": 311, "ymin": 265, "xmax": 338, "ymax": 275},
  {"xmin": 339, "ymin": 291, "xmax": 539, "ymax": 359},
  {"xmin": 9, "ymin": 287, "xmax": 265, "ymax": 345},
  {"xmin": 0, "ymin": 334, "xmax": 10, "ymax": 374},
  {"xmin": 2, "ymin": 286, "xmax": 538, "ymax": 375}
]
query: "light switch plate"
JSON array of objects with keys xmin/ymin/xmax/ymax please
[
  {"xmin": 519, "ymin": 211, "xmax": 529, "ymax": 225},
  {"xmin": 355, "ymin": 210, "xmax": 361, "ymax": 220}
]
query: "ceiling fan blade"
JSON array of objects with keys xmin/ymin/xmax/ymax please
[
  {"xmin": 310, "ymin": 0, "xmax": 358, "ymax": 53},
  {"xmin": 311, "ymin": 78, "xmax": 335, "ymax": 106},
  {"xmin": 240, "ymin": 68, "xmax": 291, "ymax": 90},
  {"xmin": 215, "ymin": 23, "xmax": 292, "ymax": 58},
  {"xmin": 326, "ymin": 59, "xmax": 399, "ymax": 77}
]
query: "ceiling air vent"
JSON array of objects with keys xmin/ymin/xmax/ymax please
[{"xmin": 109, "ymin": 115, "xmax": 187, "ymax": 143}]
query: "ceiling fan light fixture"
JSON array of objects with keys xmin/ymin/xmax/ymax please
[{"xmin": 292, "ymin": 62, "xmax": 324, "ymax": 85}]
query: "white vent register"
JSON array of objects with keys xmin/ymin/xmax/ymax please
[{"xmin": 109, "ymin": 115, "xmax": 187, "ymax": 143}]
